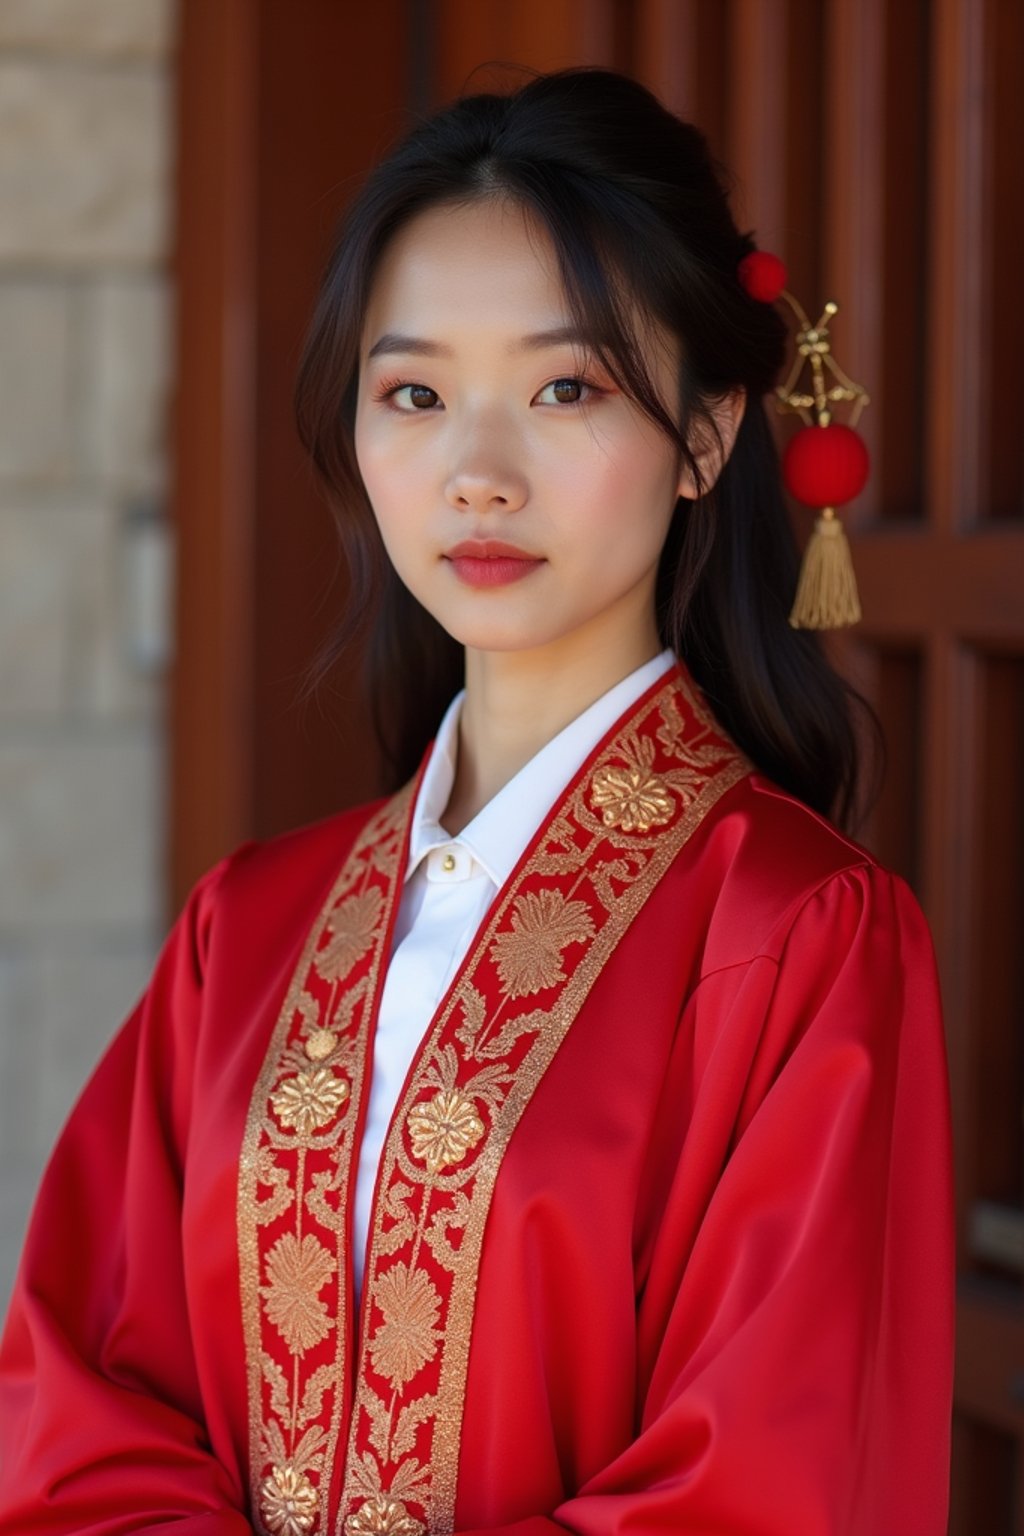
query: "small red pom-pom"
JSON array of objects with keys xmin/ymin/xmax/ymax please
[
  {"xmin": 738, "ymin": 250, "xmax": 788, "ymax": 302},
  {"xmin": 782, "ymin": 423, "xmax": 870, "ymax": 507}
]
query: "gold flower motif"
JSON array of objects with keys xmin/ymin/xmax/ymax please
[
  {"xmin": 304, "ymin": 1028, "xmax": 337, "ymax": 1061},
  {"xmin": 590, "ymin": 757, "xmax": 675, "ymax": 832},
  {"xmin": 316, "ymin": 888, "xmax": 383, "ymax": 982},
  {"xmin": 407, "ymin": 1088, "xmax": 485, "ymax": 1173},
  {"xmin": 261, "ymin": 1232, "xmax": 335, "ymax": 1355},
  {"xmin": 271, "ymin": 1067, "xmax": 350, "ymax": 1136},
  {"xmin": 368, "ymin": 1262, "xmax": 442, "ymax": 1388},
  {"xmin": 489, "ymin": 888, "xmax": 596, "ymax": 997},
  {"xmin": 260, "ymin": 1463, "xmax": 318, "ymax": 1536},
  {"xmin": 344, "ymin": 1494, "xmax": 424, "ymax": 1536}
]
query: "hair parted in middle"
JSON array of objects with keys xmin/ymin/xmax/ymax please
[{"xmin": 294, "ymin": 65, "xmax": 880, "ymax": 830}]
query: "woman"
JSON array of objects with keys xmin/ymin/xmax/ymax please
[{"xmin": 0, "ymin": 67, "xmax": 954, "ymax": 1536}]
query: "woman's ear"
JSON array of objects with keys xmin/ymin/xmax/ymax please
[{"xmin": 676, "ymin": 388, "xmax": 747, "ymax": 499}]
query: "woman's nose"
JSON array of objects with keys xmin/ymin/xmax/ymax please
[{"xmin": 444, "ymin": 452, "xmax": 528, "ymax": 514}]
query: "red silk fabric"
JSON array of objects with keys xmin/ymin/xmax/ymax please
[{"xmin": 0, "ymin": 673, "xmax": 954, "ymax": 1534}]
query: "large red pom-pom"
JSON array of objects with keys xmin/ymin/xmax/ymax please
[
  {"xmin": 737, "ymin": 250, "xmax": 788, "ymax": 302},
  {"xmin": 782, "ymin": 423, "xmax": 870, "ymax": 507}
]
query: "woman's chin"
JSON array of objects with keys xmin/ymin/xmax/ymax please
[{"xmin": 418, "ymin": 600, "xmax": 568, "ymax": 655}]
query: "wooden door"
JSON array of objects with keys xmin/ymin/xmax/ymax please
[
  {"xmin": 173, "ymin": 2, "xmax": 1024, "ymax": 1526},
  {"xmin": 430, "ymin": 11, "xmax": 1024, "ymax": 1526}
]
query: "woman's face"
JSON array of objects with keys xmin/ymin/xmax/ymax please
[{"xmin": 355, "ymin": 197, "xmax": 706, "ymax": 659}]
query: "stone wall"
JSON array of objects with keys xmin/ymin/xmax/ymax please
[{"xmin": 0, "ymin": 0, "xmax": 176, "ymax": 1307}]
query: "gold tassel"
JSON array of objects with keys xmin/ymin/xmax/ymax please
[{"xmin": 788, "ymin": 507, "xmax": 862, "ymax": 630}]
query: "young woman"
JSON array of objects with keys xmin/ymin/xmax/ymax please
[{"xmin": 0, "ymin": 68, "xmax": 954, "ymax": 1536}]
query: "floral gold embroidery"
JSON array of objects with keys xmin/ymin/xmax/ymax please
[
  {"xmin": 260, "ymin": 1463, "xmax": 319, "ymax": 1536},
  {"xmin": 407, "ymin": 1089, "xmax": 485, "ymax": 1173},
  {"xmin": 344, "ymin": 1494, "xmax": 425, "ymax": 1536},
  {"xmin": 262, "ymin": 1232, "xmax": 336, "ymax": 1355},
  {"xmin": 368, "ymin": 1262, "xmax": 443, "ymax": 1389},
  {"xmin": 590, "ymin": 736, "xmax": 675, "ymax": 832},
  {"xmin": 304, "ymin": 1028, "xmax": 337, "ymax": 1062},
  {"xmin": 271, "ymin": 1067, "xmax": 350, "ymax": 1136},
  {"xmin": 315, "ymin": 888, "xmax": 384, "ymax": 982},
  {"xmin": 489, "ymin": 888, "xmax": 596, "ymax": 997},
  {"xmin": 238, "ymin": 784, "xmax": 415, "ymax": 1536}
]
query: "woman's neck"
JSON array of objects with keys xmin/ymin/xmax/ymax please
[{"xmin": 441, "ymin": 617, "xmax": 664, "ymax": 836}]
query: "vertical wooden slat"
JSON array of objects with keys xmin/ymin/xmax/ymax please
[
  {"xmin": 433, "ymin": 0, "xmax": 617, "ymax": 106},
  {"xmin": 171, "ymin": 0, "xmax": 409, "ymax": 906},
  {"xmin": 576, "ymin": 0, "xmax": 618, "ymax": 64},
  {"xmin": 632, "ymin": 0, "xmax": 701, "ymax": 118},
  {"xmin": 171, "ymin": 0, "xmax": 258, "ymax": 909},
  {"xmin": 932, "ymin": 637, "xmax": 978, "ymax": 1242},
  {"xmin": 970, "ymin": 659, "xmax": 1024, "ymax": 1211},
  {"xmin": 867, "ymin": 647, "xmax": 925, "ymax": 888},
  {"xmin": 924, "ymin": 0, "xmax": 987, "ymax": 1265},
  {"xmin": 689, "ymin": 1, "xmax": 729, "ymax": 159},
  {"xmin": 879, "ymin": 0, "xmax": 931, "ymax": 520},
  {"xmin": 984, "ymin": 0, "xmax": 1024, "ymax": 522},
  {"xmin": 822, "ymin": 0, "xmax": 884, "ymax": 529},
  {"xmin": 724, "ymin": 0, "xmax": 789, "ymax": 248},
  {"xmin": 929, "ymin": 0, "xmax": 986, "ymax": 534},
  {"xmin": 779, "ymin": 0, "xmax": 825, "ymax": 308},
  {"xmin": 248, "ymin": 0, "xmax": 408, "ymax": 846}
]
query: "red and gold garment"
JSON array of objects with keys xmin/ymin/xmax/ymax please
[{"xmin": 0, "ymin": 660, "xmax": 955, "ymax": 1535}]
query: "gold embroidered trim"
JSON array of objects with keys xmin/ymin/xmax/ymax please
[
  {"xmin": 239, "ymin": 787, "xmax": 414, "ymax": 1536},
  {"xmin": 338, "ymin": 670, "xmax": 749, "ymax": 1535}
]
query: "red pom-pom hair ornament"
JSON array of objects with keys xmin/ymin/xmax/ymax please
[
  {"xmin": 739, "ymin": 247, "xmax": 871, "ymax": 629},
  {"xmin": 738, "ymin": 250, "xmax": 788, "ymax": 303},
  {"xmin": 782, "ymin": 422, "xmax": 870, "ymax": 507}
]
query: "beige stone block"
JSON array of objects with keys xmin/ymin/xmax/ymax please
[
  {"xmin": 0, "ymin": 931, "xmax": 161, "ymax": 1312},
  {"xmin": 0, "ymin": 726, "xmax": 163, "ymax": 928},
  {"xmin": 77, "ymin": 276, "xmax": 172, "ymax": 489},
  {"xmin": 35, "ymin": 935, "xmax": 157, "ymax": 1137},
  {"xmin": 0, "ymin": 280, "xmax": 73, "ymax": 479},
  {"xmin": 0, "ymin": 1180, "xmax": 30, "ymax": 1311},
  {"xmin": 81, "ymin": 503, "xmax": 171, "ymax": 719},
  {"xmin": 0, "ymin": 944, "xmax": 38, "ymax": 1165},
  {"xmin": 0, "ymin": 495, "xmax": 165, "ymax": 720},
  {"xmin": 0, "ymin": 944, "xmax": 41, "ymax": 1306},
  {"xmin": 0, "ymin": 0, "xmax": 174, "ymax": 58},
  {"xmin": 0, "ymin": 499, "xmax": 108, "ymax": 715},
  {"xmin": 0, "ymin": 59, "xmax": 170, "ymax": 264}
]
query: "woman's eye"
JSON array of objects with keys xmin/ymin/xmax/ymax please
[
  {"xmin": 536, "ymin": 376, "xmax": 595, "ymax": 406},
  {"xmin": 387, "ymin": 383, "xmax": 440, "ymax": 411}
]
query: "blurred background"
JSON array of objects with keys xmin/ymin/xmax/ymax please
[{"xmin": 0, "ymin": 1, "xmax": 1021, "ymax": 1530}]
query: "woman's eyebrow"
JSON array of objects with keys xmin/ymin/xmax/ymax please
[{"xmin": 366, "ymin": 325, "xmax": 591, "ymax": 361}]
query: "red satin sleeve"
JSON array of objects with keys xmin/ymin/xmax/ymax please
[
  {"xmin": 0, "ymin": 855, "xmax": 254, "ymax": 1536},
  {"xmin": 455, "ymin": 865, "xmax": 955, "ymax": 1536}
]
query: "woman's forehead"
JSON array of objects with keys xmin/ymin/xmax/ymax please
[
  {"xmin": 362, "ymin": 200, "xmax": 565, "ymax": 338},
  {"xmin": 360, "ymin": 197, "xmax": 678, "ymax": 372}
]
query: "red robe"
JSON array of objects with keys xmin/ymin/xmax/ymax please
[{"xmin": 0, "ymin": 659, "xmax": 955, "ymax": 1535}]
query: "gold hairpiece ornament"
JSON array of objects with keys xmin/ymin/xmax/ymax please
[{"xmin": 738, "ymin": 250, "xmax": 870, "ymax": 630}]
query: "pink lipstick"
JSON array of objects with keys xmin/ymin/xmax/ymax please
[{"xmin": 444, "ymin": 538, "xmax": 545, "ymax": 588}]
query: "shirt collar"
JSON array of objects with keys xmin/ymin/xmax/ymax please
[{"xmin": 405, "ymin": 647, "xmax": 677, "ymax": 889}]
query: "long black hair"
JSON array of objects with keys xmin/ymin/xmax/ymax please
[{"xmin": 294, "ymin": 66, "xmax": 879, "ymax": 829}]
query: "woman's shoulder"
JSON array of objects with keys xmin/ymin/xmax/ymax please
[{"xmin": 686, "ymin": 769, "xmax": 929, "ymax": 975}]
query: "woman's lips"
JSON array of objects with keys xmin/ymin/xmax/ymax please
[{"xmin": 444, "ymin": 539, "xmax": 545, "ymax": 588}]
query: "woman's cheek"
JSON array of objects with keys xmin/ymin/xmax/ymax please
[{"xmin": 359, "ymin": 443, "xmax": 423, "ymax": 536}]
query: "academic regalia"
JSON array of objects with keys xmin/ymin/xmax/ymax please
[{"xmin": 0, "ymin": 657, "xmax": 955, "ymax": 1536}]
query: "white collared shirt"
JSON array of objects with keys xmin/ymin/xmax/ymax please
[{"xmin": 351, "ymin": 648, "xmax": 676, "ymax": 1300}]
